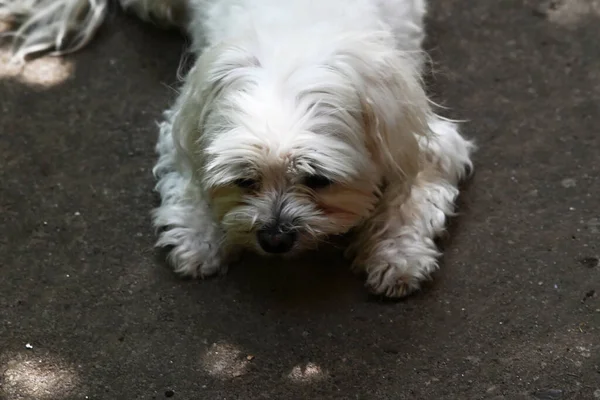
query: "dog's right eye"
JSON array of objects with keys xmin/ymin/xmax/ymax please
[
  {"xmin": 233, "ymin": 178, "xmax": 258, "ymax": 190},
  {"xmin": 303, "ymin": 175, "xmax": 333, "ymax": 190}
]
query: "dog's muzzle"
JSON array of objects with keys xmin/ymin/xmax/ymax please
[{"xmin": 257, "ymin": 224, "xmax": 297, "ymax": 254}]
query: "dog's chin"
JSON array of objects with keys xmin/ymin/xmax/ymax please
[{"xmin": 251, "ymin": 246, "xmax": 302, "ymax": 259}]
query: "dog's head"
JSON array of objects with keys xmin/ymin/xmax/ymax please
[{"xmin": 173, "ymin": 34, "xmax": 430, "ymax": 255}]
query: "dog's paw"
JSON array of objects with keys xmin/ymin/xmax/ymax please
[
  {"xmin": 364, "ymin": 255, "xmax": 437, "ymax": 298},
  {"xmin": 157, "ymin": 227, "xmax": 225, "ymax": 278}
]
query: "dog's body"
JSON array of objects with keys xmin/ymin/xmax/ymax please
[{"xmin": 2, "ymin": 0, "xmax": 474, "ymax": 298}]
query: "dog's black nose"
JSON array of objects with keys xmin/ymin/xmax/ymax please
[{"xmin": 257, "ymin": 226, "xmax": 296, "ymax": 254}]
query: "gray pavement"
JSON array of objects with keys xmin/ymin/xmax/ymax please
[{"xmin": 1, "ymin": 1, "xmax": 599, "ymax": 399}]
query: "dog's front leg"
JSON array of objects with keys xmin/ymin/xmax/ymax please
[
  {"xmin": 350, "ymin": 118, "xmax": 474, "ymax": 298},
  {"xmin": 350, "ymin": 176, "xmax": 459, "ymax": 298},
  {"xmin": 151, "ymin": 111, "xmax": 226, "ymax": 278}
]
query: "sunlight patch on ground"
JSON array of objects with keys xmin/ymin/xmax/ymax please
[
  {"xmin": 1, "ymin": 352, "xmax": 80, "ymax": 399},
  {"xmin": 545, "ymin": 0, "xmax": 600, "ymax": 27},
  {"xmin": 0, "ymin": 48, "xmax": 74, "ymax": 87},
  {"xmin": 201, "ymin": 343, "xmax": 250, "ymax": 379},
  {"xmin": 287, "ymin": 362, "xmax": 326, "ymax": 383}
]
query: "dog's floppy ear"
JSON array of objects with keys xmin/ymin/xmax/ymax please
[
  {"xmin": 332, "ymin": 34, "xmax": 431, "ymax": 187},
  {"xmin": 171, "ymin": 44, "xmax": 260, "ymax": 174}
]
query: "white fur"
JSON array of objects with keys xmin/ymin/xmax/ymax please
[
  {"xmin": 0, "ymin": 0, "xmax": 108, "ymax": 60},
  {"xmin": 2, "ymin": 0, "xmax": 475, "ymax": 298},
  {"xmin": 151, "ymin": 108, "xmax": 226, "ymax": 278}
]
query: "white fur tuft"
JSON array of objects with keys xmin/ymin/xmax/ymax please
[{"xmin": 0, "ymin": 0, "xmax": 109, "ymax": 61}]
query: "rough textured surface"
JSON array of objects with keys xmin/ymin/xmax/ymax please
[{"xmin": 1, "ymin": 1, "xmax": 599, "ymax": 399}]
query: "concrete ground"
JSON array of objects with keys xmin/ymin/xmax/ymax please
[{"xmin": 1, "ymin": 1, "xmax": 599, "ymax": 399}]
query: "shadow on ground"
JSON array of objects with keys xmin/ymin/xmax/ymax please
[{"xmin": 1, "ymin": 1, "xmax": 599, "ymax": 399}]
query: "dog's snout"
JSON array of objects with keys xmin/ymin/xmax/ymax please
[{"xmin": 257, "ymin": 225, "xmax": 296, "ymax": 254}]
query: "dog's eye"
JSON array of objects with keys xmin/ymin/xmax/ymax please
[
  {"xmin": 234, "ymin": 178, "xmax": 258, "ymax": 190},
  {"xmin": 303, "ymin": 175, "xmax": 333, "ymax": 190}
]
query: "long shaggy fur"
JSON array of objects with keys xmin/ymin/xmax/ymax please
[
  {"xmin": 0, "ymin": 0, "xmax": 109, "ymax": 60},
  {"xmin": 1, "ymin": 0, "xmax": 475, "ymax": 298}
]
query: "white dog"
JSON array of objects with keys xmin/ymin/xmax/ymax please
[{"xmin": 1, "ymin": 0, "xmax": 474, "ymax": 298}]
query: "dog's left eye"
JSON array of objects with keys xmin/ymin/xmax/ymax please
[
  {"xmin": 234, "ymin": 178, "xmax": 259, "ymax": 190},
  {"xmin": 303, "ymin": 175, "xmax": 333, "ymax": 190}
]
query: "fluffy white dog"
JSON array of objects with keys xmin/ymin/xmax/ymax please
[{"xmin": 1, "ymin": 0, "xmax": 474, "ymax": 298}]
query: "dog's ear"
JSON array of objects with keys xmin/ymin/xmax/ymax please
[
  {"xmin": 171, "ymin": 44, "xmax": 260, "ymax": 174},
  {"xmin": 332, "ymin": 35, "xmax": 431, "ymax": 187}
]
